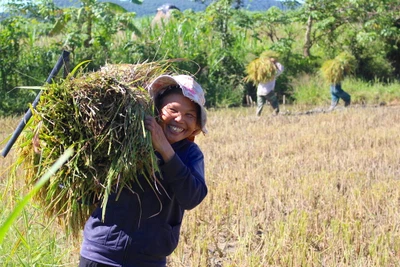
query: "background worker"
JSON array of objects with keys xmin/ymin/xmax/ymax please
[{"xmin": 256, "ymin": 57, "xmax": 284, "ymax": 116}]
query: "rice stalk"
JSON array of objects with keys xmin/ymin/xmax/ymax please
[
  {"xmin": 244, "ymin": 50, "xmax": 280, "ymax": 84},
  {"xmin": 244, "ymin": 57, "xmax": 277, "ymax": 84},
  {"xmin": 13, "ymin": 60, "xmax": 176, "ymax": 237},
  {"xmin": 321, "ymin": 52, "xmax": 357, "ymax": 84}
]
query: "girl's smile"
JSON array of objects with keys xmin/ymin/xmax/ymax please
[{"xmin": 159, "ymin": 93, "xmax": 200, "ymax": 144}]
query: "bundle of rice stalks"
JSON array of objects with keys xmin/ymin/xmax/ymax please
[
  {"xmin": 336, "ymin": 52, "xmax": 357, "ymax": 74},
  {"xmin": 245, "ymin": 57, "xmax": 277, "ymax": 84},
  {"xmin": 321, "ymin": 52, "xmax": 357, "ymax": 84},
  {"xmin": 16, "ymin": 61, "xmax": 173, "ymax": 237},
  {"xmin": 244, "ymin": 50, "xmax": 280, "ymax": 84}
]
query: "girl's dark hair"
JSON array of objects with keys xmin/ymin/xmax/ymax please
[
  {"xmin": 155, "ymin": 85, "xmax": 201, "ymax": 126},
  {"xmin": 155, "ymin": 85, "xmax": 182, "ymax": 110}
]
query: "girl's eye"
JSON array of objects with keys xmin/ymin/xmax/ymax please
[{"xmin": 186, "ymin": 113, "xmax": 196, "ymax": 119}]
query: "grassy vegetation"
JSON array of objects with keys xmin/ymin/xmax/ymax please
[
  {"xmin": 1, "ymin": 104, "xmax": 400, "ymax": 266},
  {"xmin": 2, "ymin": 1, "xmax": 399, "ymax": 114},
  {"xmin": 291, "ymin": 76, "xmax": 400, "ymax": 106}
]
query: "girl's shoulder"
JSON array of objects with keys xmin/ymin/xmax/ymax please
[
  {"xmin": 173, "ymin": 138, "xmax": 201, "ymax": 152},
  {"xmin": 173, "ymin": 139, "xmax": 203, "ymax": 161}
]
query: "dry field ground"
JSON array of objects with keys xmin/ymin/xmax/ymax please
[{"xmin": 1, "ymin": 105, "xmax": 400, "ymax": 266}]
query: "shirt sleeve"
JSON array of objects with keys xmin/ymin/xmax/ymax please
[{"xmin": 159, "ymin": 145, "xmax": 207, "ymax": 210}]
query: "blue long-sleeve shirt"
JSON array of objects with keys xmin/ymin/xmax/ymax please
[{"xmin": 80, "ymin": 139, "xmax": 207, "ymax": 267}]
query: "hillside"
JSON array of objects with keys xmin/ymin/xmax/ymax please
[{"xmin": 53, "ymin": 0, "xmax": 286, "ymax": 17}]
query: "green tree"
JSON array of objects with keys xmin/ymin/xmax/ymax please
[
  {"xmin": 286, "ymin": 0, "xmax": 400, "ymax": 79},
  {"xmin": 47, "ymin": 0, "xmax": 142, "ymax": 68},
  {"xmin": 49, "ymin": 0, "xmax": 142, "ymax": 45},
  {"xmin": 0, "ymin": 17, "xmax": 39, "ymax": 116}
]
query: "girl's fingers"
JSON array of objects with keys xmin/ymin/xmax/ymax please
[{"xmin": 144, "ymin": 115, "xmax": 156, "ymax": 131}]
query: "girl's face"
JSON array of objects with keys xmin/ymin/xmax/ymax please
[{"xmin": 158, "ymin": 93, "xmax": 200, "ymax": 144}]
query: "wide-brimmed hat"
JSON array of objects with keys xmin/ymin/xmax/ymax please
[{"xmin": 148, "ymin": 75, "xmax": 208, "ymax": 134}]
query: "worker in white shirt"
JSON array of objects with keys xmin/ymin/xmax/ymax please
[{"xmin": 256, "ymin": 57, "xmax": 284, "ymax": 116}]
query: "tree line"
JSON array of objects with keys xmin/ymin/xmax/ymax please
[{"xmin": 0, "ymin": 0, "xmax": 399, "ymax": 116}]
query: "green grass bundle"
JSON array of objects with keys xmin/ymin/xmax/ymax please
[
  {"xmin": 16, "ymin": 61, "xmax": 171, "ymax": 237},
  {"xmin": 321, "ymin": 52, "xmax": 357, "ymax": 84}
]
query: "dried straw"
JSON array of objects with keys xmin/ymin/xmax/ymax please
[
  {"xmin": 321, "ymin": 52, "xmax": 357, "ymax": 84},
  {"xmin": 244, "ymin": 51, "xmax": 280, "ymax": 84}
]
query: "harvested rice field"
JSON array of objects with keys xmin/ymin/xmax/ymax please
[{"xmin": 1, "ymin": 105, "xmax": 400, "ymax": 266}]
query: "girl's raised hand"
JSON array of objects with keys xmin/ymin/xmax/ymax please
[{"xmin": 144, "ymin": 115, "xmax": 175, "ymax": 162}]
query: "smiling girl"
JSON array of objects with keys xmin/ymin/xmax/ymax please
[{"xmin": 79, "ymin": 75, "xmax": 208, "ymax": 267}]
